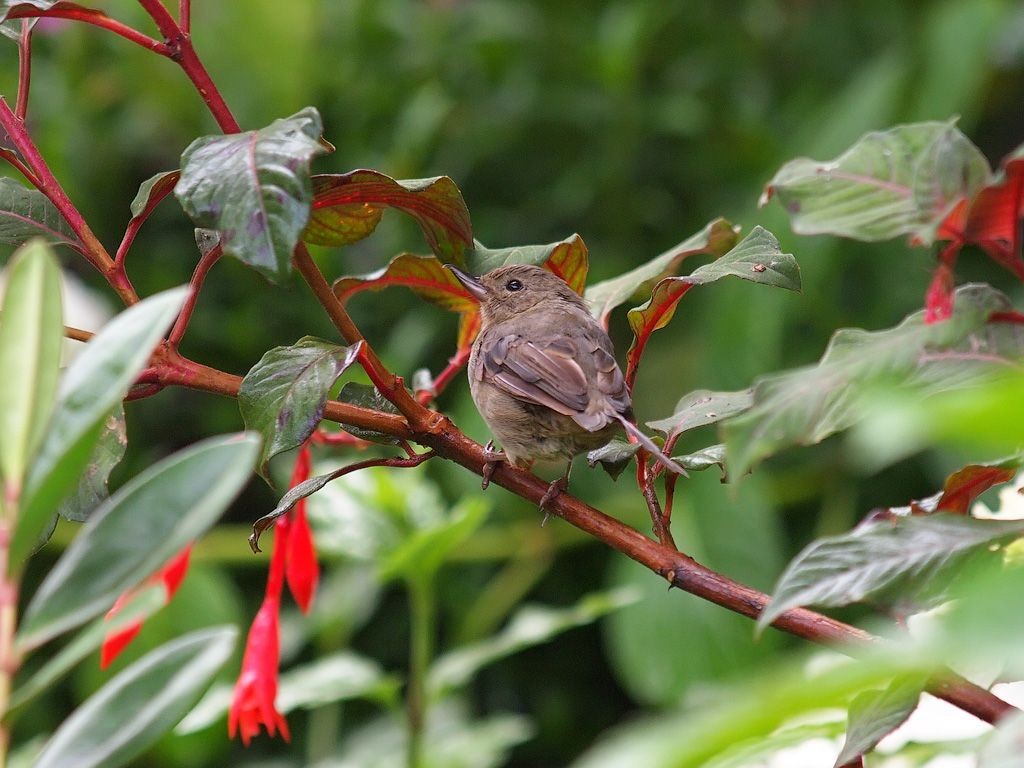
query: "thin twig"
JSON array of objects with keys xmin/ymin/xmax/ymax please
[
  {"xmin": 178, "ymin": 0, "xmax": 191, "ymax": 34},
  {"xmin": 4, "ymin": 6, "xmax": 171, "ymax": 55},
  {"xmin": 167, "ymin": 243, "xmax": 222, "ymax": 345},
  {"xmin": 292, "ymin": 244, "xmax": 427, "ymax": 424},
  {"xmin": 0, "ymin": 98, "xmax": 138, "ymax": 306},
  {"xmin": 137, "ymin": 0, "xmax": 241, "ymax": 133},
  {"xmin": 63, "ymin": 325, "xmax": 94, "ymax": 343},
  {"xmin": 15, "ymin": 21, "xmax": 32, "ymax": 121},
  {"xmin": 0, "ymin": 149, "xmax": 40, "ymax": 188},
  {"xmin": 416, "ymin": 345, "xmax": 471, "ymax": 405}
]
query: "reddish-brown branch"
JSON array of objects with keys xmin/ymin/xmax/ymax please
[
  {"xmin": 137, "ymin": 0, "xmax": 241, "ymax": 133},
  {"xmin": 292, "ymin": 244, "xmax": 429, "ymax": 426},
  {"xmin": 168, "ymin": 243, "xmax": 222, "ymax": 345},
  {"xmin": 0, "ymin": 98, "xmax": 138, "ymax": 306},
  {"xmin": 57, "ymin": 324, "xmax": 1012, "ymax": 724},
  {"xmin": 4, "ymin": 6, "xmax": 170, "ymax": 55},
  {"xmin": 15, "ymin": 21, "xmax": 32, "ymax": 121},
  {"xmin": 311, "ymin": 428, "xmax": 373, "ymax": 449},
  {"xmin": 991, "ymin": 310, "xmax": 1024, "ymax": 325},
  {"xmin": 63, "ymin": 325, "xmax": 93, "ymax": 343},
  {"xmin": 416, "ymin": 346, "xmax": 471, "ymax": 405},
  {"xmin": 413, "ymin": 416, "xmax": 1014, "ymax": 725}
]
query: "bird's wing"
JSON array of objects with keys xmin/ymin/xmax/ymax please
[{"xmin": 480, "ymin": 334, "xmax": 630, "ymax": 430}]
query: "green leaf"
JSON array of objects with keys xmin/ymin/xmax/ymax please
[
  {"xmin": 762, "ymin": 120, "xmax": 991, "ymax": 244},
  {"xmin": 32, "ymin": 626, "xmax": 236, "ymax": 768},
  {"xmin": 757, "ymin": 513, "xmax": 1024, "ymax": 632},
  {"xmin": 724, "ymin": 283, "xmax": 1012, "ymax": 478},
  {"xmin": 177, "ymin": 650, "xmax": 399, "ymax": 734},
  {"xmin": 15, "ymin": 287, "xmax": 188, "ymax": 569},
  {"xmin": 8, "ymin": 585, "xmax": 165, "ymax": 716},
  {"xmin": 333, "ymin": 253, "xmax": 478, "ymax": 315},
  {"xmin": 428, "ymin": 588, "xmax": 640, "ymax": 698},
  {"xmin": 56, "ymin": 404, "xmax": 126, "ymax": 522},
  {"xmin": 308, "ymin": 171, "xmax": 472, "ymax": 263},
  {"xmin": 625, "ymin": 227, "xmax": 800, "ymax": 379},
  {"xmin": 586, "ymin": 439, "xmax": 640, "ymax": 481},
  {"xmin": 674, "ymin": 443, "xmax": 728, "ymax": 478},
  {"xmin": 833, "ymin": 673, "xmax": 926, "ymax": 767},
  {"xmin": 128, "ymin": 170, "xmax": 180, "ymax": 220},
  {"xmin": 379, "ymin": 497, "xmax": 488, "ymax": 581},
  {"xmin": 584, "ymin": 218, "xmax": 739, "ymax": 323},
  {"xmin": 19, "ymin": 433, "xmax": 259, "ymax": 650},
  {"xmin": 0, "ymin": 240, "xmax": 62, "ymax": 496},
  {"xmin": 466, "ymin": 233, "xmax": 589, "ymax": 294},
  {"xmin": 646, "ymin": 389, "xmax": 753, "ymax": 442},
  {"xmin": 335, "ymin": 382, "xmax": 402, "ymax": 445},
  {"xmin": 239, "ymin": 336, "xmax": 360, "ymax": 478},
  {"xmin": 0, "ymin": 177, "xmax": 81, "ymax": 251},
  {"xmin": 175, "ymin": 107, "xmax": 327, "ymax": 282}
]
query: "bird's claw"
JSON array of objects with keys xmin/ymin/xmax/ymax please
[
  {"xmin": 539, "ymin": 475, "xmax": 569, "ymax": 510},
  {"xmin": 481, "ymin": 440, "xmax": 506, "ymax": 490}
]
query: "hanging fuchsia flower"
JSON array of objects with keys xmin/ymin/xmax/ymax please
[
  {"xmin": 229, "ymin": 505, "xmax": 293, "ymax": 744},
  {"xmin": 100, "ymin": 545, "xmax": 193, "ymax": 669},
  {"xmin": 285, "ymin": 443, "xmax": 319, "ymax": 612}
]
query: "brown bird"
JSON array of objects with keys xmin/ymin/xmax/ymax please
[{"xmin": 446, "ymin": 263, "xmax": 685, "ymax": 507}]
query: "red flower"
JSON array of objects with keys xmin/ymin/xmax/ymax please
[
  {"xmin": 285, "ymin": 444, "xmax": 319, "ymax": 613},
  {"xmin": 229, "ymin": 510, "xmax": 293, "ymax": 744},
  {"xmin": 229, "ymin": 441, "xmax": 323, "ymax": 745},
  {"xmin": 100, "ymin": 545, "xmax": 194, "ymax": 669}
]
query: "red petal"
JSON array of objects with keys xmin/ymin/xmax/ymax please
[
  {"xmin": 100, "ymin": 618, "xmax": 143, "ymax": 670},
  {"xmin": 285, "ymin": 504, "xmax": 319, "ymax": 613},
  {"xmin": 160, "ymin": 545, "xmax": 193, "ymax": 598},
  {"xmin": 924, "ymin": 260, "xmax": 956, "ymax": 324},
  {"xmin": 228, "ymin": 597, "xmax": 289, "ymax": 745}
]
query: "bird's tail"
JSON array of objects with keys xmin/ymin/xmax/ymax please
[{"xmin": 613, "ymin": 414, "xmax": 689, "ymax": 477}]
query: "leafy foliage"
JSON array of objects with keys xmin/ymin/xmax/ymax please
[
  {"xmin": 762, "ymin": 120, "xmax": 990, "ymax": 244},
  {"xmin": 308, "ymin": 170, "xmax": 472, "ymax": 263},
  {"xmin": 175, "ymin": 108, "xmax": 328, "ymax": 282},
  {"xmin": 723, "ymin": 284, "xmax": 1016, "ymax": 477},
  {"xmin": 757, "ymin": 513, "xmax": 1024, "ymax": 631},
  {"xmin": 239, "ymin": 336, "xmax": 361, "ymax": 477},
  {"xmin": 0, "ymin": 178, "xmax": 81, "ymax": 251},
  {"xmin": 833, "ymin": 674, "xmax": 926, "ymax": 767}
]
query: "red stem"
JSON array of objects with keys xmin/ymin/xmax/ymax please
[
  {"xmin": 15, "ymin": 21, "xmax": 31, "ymax": 121},
  {"xmin": 137, "ymin": 0, "xmax": 241, "ymax": 133},
  {"xmin": 0, "ymin": 98, "xmax": 138, "ymax": 305},
  {"xmin": 991, "ymin": 310, "xmax": 1024, "ymax": 324},
  {"xmin": 3, "ymin": 6, "xmax": 170, "ymax": 55},
  {"xmin": 167, "ymin": 243, "xmax": 222, "ymax": 345},
  {"xmin": 416, "ymin": 346, "xmax": 471, "ymax": 405},
  {"xmin": 0, "ymin": 149, "xmax": 40, "ymax": 188},
  {"xmin": 178, "ymin": 0, "xmax": 191, "ymax": 34}
]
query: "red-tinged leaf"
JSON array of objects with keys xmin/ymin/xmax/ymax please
[
  {"xmin": 457, "ymin": 311, "xmax": 480, "ymax": 350},
  {"xmin": 960, "ymin": 145, "xmax": 1024, "ymax": 278},
  {"xmin": 0, "ymin": 177, "xmax": 82, "ymax": 251},
  {"xmin": 625, "ymin": 227, "xmax": 799, "ymax": 386},
  {"xmin": 762, "ymin": 121, "xmax": 991, "ymax": 246},
  {"xmin": 585, "ymin": 219, "xmax": 739, "ymax": 324},
  {"xmin": 1, "ymin": 2, "xmax": 105, "ymax": 32},
  {"xmin": 333, "ymin": 253, "xmax": 476, "ymax": 313},
  {"xmin": 308, "ymin": 171, "xmax": 472, "ymax": 263},
  {"xmin": 466, "ymin": 233, "xmax": 590, "ymax": 294},
  {"xmin": 129, "ymin": 170, "xmax": 180, "ymax": 222},
  {"xmin": 935, "ymin": 459, "xmax": 1022, "ymax": 515}
]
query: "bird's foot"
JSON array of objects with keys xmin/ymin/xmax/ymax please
[
  {"xmin": 538, "ymin": 474, "xmax": 569, "ymax": 510},
  {"xmin": 480, "ymin": 440, "xmax": 506, "ymax": 490}
]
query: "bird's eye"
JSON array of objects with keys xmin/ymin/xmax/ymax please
[{"xmin": 505, "ymin": 279, "xmax": 523, "ymax": 292}]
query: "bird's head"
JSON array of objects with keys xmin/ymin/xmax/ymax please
[{"xmin": 446, "ymin": 263, "xmax": 585, "ymax": 326}]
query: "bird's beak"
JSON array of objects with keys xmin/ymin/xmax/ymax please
[{"xmin": 445, "ymin": 264, "xmax": 489, "ymax": 302}]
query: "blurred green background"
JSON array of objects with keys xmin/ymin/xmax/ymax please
[{"xmin": 3, "ymin": 1, "xmax": 1024, "ymax": 765}]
